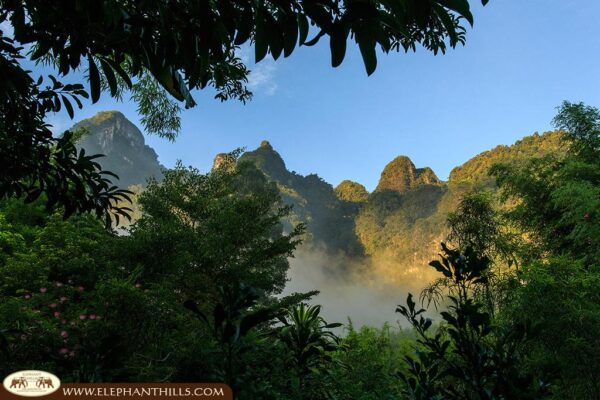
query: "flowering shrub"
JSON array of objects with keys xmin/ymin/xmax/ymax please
[{"xmin": 0, "ymin": 208, "xmax": 175, "ymax": 382}]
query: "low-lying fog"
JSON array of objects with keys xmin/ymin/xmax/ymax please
[{"xmin": 281, "ymin": 248, "xmax": 438, "ymax": 329}]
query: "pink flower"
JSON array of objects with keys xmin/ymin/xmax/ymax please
[
  {"xmin": 60, "ymin": 296, "xmax": 68, "ymax": 302},
  {"xmin": 78, "ymin": 286, "xmax": 84, "ymax": 292},
  {"xmin": 49, "ymin": 303, "xmax": 57, "ymax": 309},
  {"xmin": 39, "ymin": 287, "xmax": 47, "ymax": 293},
  {"xmin": 584, "ymin": 213, "xmax": 591, "ymax": 221},
  {"xmin": 60, "ymin": 331, "xmax": 69, "ymax": 338},
  {"xmin": 53, "ymin": 311, "xmax": 61, "ymax": 318},
  {"xmin": 89, "ymin": 314, "xmax": 97, "ymax": 320},
  {"xmin": 24, "ymin": 294, "xmax": 31, "ymax": 299},
  {"xmin": 58, "ymin": 347, "xmax": 69, "ymax": 355},
  {"xmin": 61, "ymin": 319, "xmax": 67, "ymax": 324},
  {"xmin": 135, "ymin": 283, "xmax": 141, "ymax": 288},
  {"xmin": 69, "ymin": 350, "xmax": 75, "ymax": 358},
  {"xmin": 79, "ymin": 314, "xmax": 87, "ymax": 320}
]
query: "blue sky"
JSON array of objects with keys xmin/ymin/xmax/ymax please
[{"xmin": 42, "ymin": 1, "xmax": 600, "ymax": 191}]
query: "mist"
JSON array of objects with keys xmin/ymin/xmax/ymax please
[{"xmin": 281, "ymin": 246, "xmax": 439, "ymax": 329}]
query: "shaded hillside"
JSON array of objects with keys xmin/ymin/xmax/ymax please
[
  {"xmin": 73, "ymin": 111, "xmax": 164, "ymax": 188},
  {"xmin": 240, "ymin": 141, "xmax": 363, "ymax": 256}
]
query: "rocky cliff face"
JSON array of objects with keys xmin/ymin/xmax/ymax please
[
  {"xmin": 239, "ymin": 141, "xmax": 364, "ymax": 257},
  {"xmin": 73, "ymin": 111, "xmax": 164, "ymax": 188},
  {"xmin": 239, "ymin": 140, "xmax": 290, "ymax": 183},
  {"xmin": 375, "ymin": 156, "xmax": 442, "ymax": 194}
]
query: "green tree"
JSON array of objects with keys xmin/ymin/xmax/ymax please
[
  {"xmin": 506, "ymin": 258, "xmax": 600, "ymax": 399},
  {"xmin": 421, "ymin": 191, "xmax": 519, "ymax": 315},
  {"xmin": 275, "ymin": 304, "xmax": 341, "ymax": 400},
  {"xmin": 184, "ymin": 283, "xmax": 283, "ymax": 393},
  {"xmin": 0, "ymin": 201, "xmax": 176, "ymax": 382},
  {"xmin": 492, "ymin": 102, "xmax": 600, "ymax": 265},
  {"xmin": 0, "ymin": 157, "xmax": 311, "ymax": 386},
  {"xmin": 125, "ymin": 156, "xmax": 304, "ymax": 301},
  {"xmin": 490, "ymin": 102, "xmax": 600, "ymax": 398},
  {"xmin": 446, "ymin": 191, "xmax": 514, "ymax": 262},
  {"xmin": 331, "ymin": 323, "xmax": 411, "ymax": 400},
  {"xmin": 397, "ymin": 244, "xmax": 546, "ymax": 400}
]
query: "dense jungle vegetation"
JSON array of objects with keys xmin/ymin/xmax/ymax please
[
  {"xmin": 1, "ymin": 101, "xmax": 600, "ymax": 400},
  {"xmin": 2, "ymin": 1, "xmax": 599, "ymax": 399}
]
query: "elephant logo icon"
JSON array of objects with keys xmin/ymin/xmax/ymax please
[
  {"xmin": 36, "ymin": 377, "xmax": 54, "ymax": 388},
  {"xmin": 9, "ymin": 377, "xmax": 28, "ymax": 388},
  {"xmin": 3, "ymin": 370, "xmax": 60, "ymax": 397}
]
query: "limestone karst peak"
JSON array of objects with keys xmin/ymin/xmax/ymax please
[
  {"xmin": 334, "ymin": 180, "xmax": 369, "ymax": 203},
  {"xmin": 375, "ymin": 155, "xmax": 441, "ymax": 194},
  {"xmin": 71, "ymin": 111, "xmax": 164, "ymax": 188}
]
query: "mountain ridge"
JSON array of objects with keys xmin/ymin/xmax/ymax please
[
  {"xmin": 238, "ymin": 130, "xmax": 565, "ymax": 280},
  {"xmin": 73, "ymin": 111, "xmax": 565, "ymax": 281}
]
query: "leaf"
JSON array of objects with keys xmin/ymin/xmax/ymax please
[
  {"xmin": 88, "ymin": 54, "xmax": 101, "ymax": 103},
  {"xmin": 283, "ymin": 13, "xmax": 298, "ymax": 57},
  {"xmin": 103, "ymin": 57, "xmax": 132, "ymax": 87},
  {"xmin": 234, "ymin": 5, "xmax": 253, "ymax": 45},
  {"xmin": 240, "ymin": 308, "xmax": 277, "ymax": 336},
  {"xmin": 30, "ymin": 42, "xmax": 51, "ymax": 61},
  {"xmin": 330, "ymin": 22, "xmax": 347, "ymax": 68},
  {"xmin": 298, "ymin": 14, "xmax": 309, "ymax": 45},
  {"xmin": 99, "ymin": 59, "xmax": 119, "ymax": 96},
  {"xmin": 49, "ymin": 75, "xmax": 59, "ymax": 89},
  {"xmin": 267, "ymin": 14, "xmax": 284, "ymax": 60},
  {"xmin": 61, "ymin": 95, "xmax": 74, "ymax": 119},
  {"xmin": 433, "ymin": 4, "xmax": 458, "ymax": 45},
  {"xmin": 255, "ymin": 10, "xmax": 269, "ymax": 62},
  {"xmin": 153, "ymin": 67, "xmax": 185, "ymax": 102},
  {"xmin": 429, "ymin": 260, "xmax": 452, "ymax": 278},
  {"xmin": 357, "ymin": 35, "xmax": 377, "ymax": 75},
  {"xmin": 423, "ymin": 318, "xmax": 433, "ymax": 331},
  {"xmin": 407, "ymin": 293, "xmax": 416, "ymax": 312},
  {"xmin": 437, "ymin": 0, "xmax": 474, "ymax": 26},
  {"xmin": 70, "ymin": 93, "xmax": 83, "ymax": 109}
]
